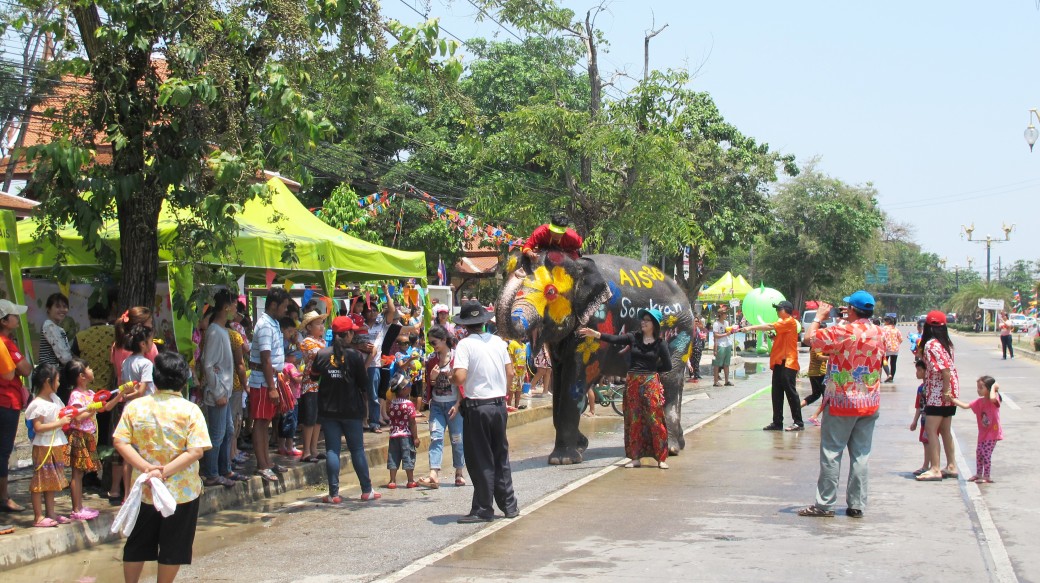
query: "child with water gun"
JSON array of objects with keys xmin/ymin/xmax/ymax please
[
  {"xmin": 24, "ymin": 363, "xmax": 71, "ymax": 527},
  {"xmin": 61, "ymin": 358, "xmax": 124, "ymax": 521}
]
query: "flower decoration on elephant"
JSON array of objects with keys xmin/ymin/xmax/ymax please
[{"xmin": 523, "ymin": 265, "xmax": 575, "ymax": 325}]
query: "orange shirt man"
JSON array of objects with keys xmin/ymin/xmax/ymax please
[{"xmin": 738, "ymin": 300, "xmax": 804, "ymax": 431}]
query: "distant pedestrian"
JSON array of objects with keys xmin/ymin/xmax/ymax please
[
  {"xmin": 113, "ymin": 352, "xmax": 211, "ymax": 583},
  {"xmin": 998, "ymin": 313, "xmax": 1014, "ymax": 359},
  {"xmin": 686, "ymin": 317, "xmax": 706, "ymax": 381},
  {"xmin": 452, "ymin": 300, "xmax": 519, "ymax": 523},
  {"xmin": 506, "ymin": 338, "xmax": 528, "ymax": 412},
  {"xmin": 0, "ymin": 299, "xmax": 31, "ymax": 513},
  {"xmin": 579, "ymin": 308, "xmax": 672, "ymax": 469},
  {"xmin": 38, "ymin": 293, "xmax": 73, "ymax": 369},
  {"xmin": 798, "ymin": 291, "xmax": 884, "ymax": 518},
  {"xmin": 800, "ymin": 327, "xmax": 827, "ymax": 424},
  {"xmin": 385, "ymin": 373, "xmax": 419, "ymax": 489},
  {"xmin": 739, "ymin": 300, "xmax": 802, "ymax": 431},
  {"xmin": 882, "ymin": 316, "xmax": 903, "ymax": 382},
  {"xmin": 247, "ymin": 288, "xmax": 291, "ymax": 483},
  {"xmin": 952, "ymin": 375, "xmax": 1003, "ymax": 484},
  {"xmin": 711, "ymin": 308, "xmax": 734, "ymax": 387},
  {"xmin": 915, "ymin": 310, "xmax": 961, "ymax": 482},
  {"xmin": 297, "ymin": 311, "xmax": 327, "ymax": 463},
  {"xmin": 200, "ymin": 289, "xmax": 237, "ymax": 489}
]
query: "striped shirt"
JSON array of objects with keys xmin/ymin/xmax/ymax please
[{"xmin": 248, "ymin": 313, "xmax": 284, "ymax": 388}]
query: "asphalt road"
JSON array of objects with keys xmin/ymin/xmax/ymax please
[{"xmin": 8, "ymin": 326, "xmax": 1037, "ymax": 583}]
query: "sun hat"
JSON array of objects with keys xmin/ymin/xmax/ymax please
[
  {"xmin": 433, "ymin": 304, "xmax": 450, "ymax": 315},
  {"xmin": 388, "ymin": 372, "xmax": 411, "ymax": 393},
  {"xmin": 842, "ymin": 290, "xmax": 876, "ymax": 311},
  {"xmin": 331, "ymin": 316, "xmax": 356, "ymax": 334},
  {"xmin": 299, "ymin": 310, "xmax": 325, "ymax": 331},
  {"xmin": 0, "ymin": 299, "xmax": 28, "ymax": 319},
  {"xmin": 772, "ymin": 300, "xmax": 795, "ymax": 313},
  {"xmin": 453, "ymin": 299, "xmax": 494, "ymax": 326},
  {"xmin": 925, "ymin": 310, "xmax": 947, "ymax": 326},
  {"xmin": 637, "ymin": 308, "xmax": 664, "ymax": 326}
]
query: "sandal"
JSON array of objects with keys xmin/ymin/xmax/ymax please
[
  {"xmin": 225, "ymin": 472, "xmax": 250, "ymax": 482},
  {"xmin": 316, "ymin": 453, "xmax": 327, "ymax": 460},
  {"xmin": 387, "ymin": 483, "xmax": 397, "ymax": 489},
  {"xmin": 322, "ymin": 495, "xmax": 342, "ymax": 504},
  {"xmin": 33, "ymin": 517, "xmax": 59, "ymax": 528},
  {"xmin": 454, "ymin": 476, "xmax": 466, "ymax": 487},
  {"xmin": 797, "ymin": 505, "xmax": 835, "ymax": 517},
  {"xmin": 941, "ymin": 470, "xmax": 959, "ymax": 479},
  {"xmin": 406, "ymin": 481, "xmax": 418, "ymax": 489},
  {"xmin": 257, "ymin": 468, "xmax": 279, "ymax": 482},
  {"xmin": 915, "ymin": 472, "xmax": 943, "ymax": 482},
  {"xmin": 0, "ymin": 499, "xmax": 24, "ymax": 513},
  {"xmin": 55, "ymin": 516, "xmax": 72, "ymax": 524},
  {"xmin": 360, "ymin": 491, "xmax": 381, "ymax": 501},
  {"xmin": 912, "ymin": 468, "xmax": 929, "ymax": 476},
  {"xmin": 623, "ymin": 460, "xmax": 641, "ymax": 468},
  {"xmin": 417, "ymin": 477, "xmax": 440, "ymax": 489}
]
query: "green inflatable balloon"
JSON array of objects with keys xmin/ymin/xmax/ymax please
[{"xmin": 742, "ymin": 285, "xmax": 787, "ymax": 355}]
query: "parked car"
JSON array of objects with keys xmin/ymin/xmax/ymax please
[
  {"xmin": 1007, "ymin": 313, "xmax": 1031, "ymax": 331},
  {"xmin": 799, "ymin": 308, "xmax": 841, "ymax": 342}
]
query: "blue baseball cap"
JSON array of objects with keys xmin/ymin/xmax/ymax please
[{"xmin": 842, "ymin": 290, "xmax": 875, "ymax": 311}]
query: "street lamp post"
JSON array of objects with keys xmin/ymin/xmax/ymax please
[
  {"xmin": 961, "ymin": 223, "xmax": 1014, "ymax": 283},
  {"xmin": 1025, "ymin": 109, "xmax": 1040, "ymax": 151}
]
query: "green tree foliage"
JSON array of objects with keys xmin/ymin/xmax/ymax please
[
  {"xmin": 11, "ymin": 0, "xmax": 459, "ymax": 312},
  {"xmin": 757, "ymin": 161, "xmax": 884, "ymax": 309},
  {"xmin": 946, "ymin": 281, "xmax": 1014, "ymax": 321}
]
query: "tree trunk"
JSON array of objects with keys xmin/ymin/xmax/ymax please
[{"xmin": 116, "ymin": 187, "xmax": 162, "ymax": 311}]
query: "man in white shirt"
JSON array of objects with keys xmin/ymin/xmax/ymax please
[
  {"xmin": 451, "ymin": 300, "xmax": 518, "ymax": 523},
  {"xmin": 712, "ymin": 308, "xmax": 734, "ymax": 387}
]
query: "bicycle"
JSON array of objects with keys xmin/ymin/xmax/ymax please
[{"xmin": 578, "ymin": 380, "xmax": 625, "ymax": 416}]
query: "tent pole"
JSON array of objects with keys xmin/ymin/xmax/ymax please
[{"xmin": 0, "ymin": 210, "xmax": 31, "ymax": 359}]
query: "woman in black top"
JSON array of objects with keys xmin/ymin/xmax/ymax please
[
  {"xmin": 579, "ymin": 308, "xmax": 672, "ymax": 469},
  {"xmin": 310, "ymin": 316, "xmax": 381, "ymax": 503}
]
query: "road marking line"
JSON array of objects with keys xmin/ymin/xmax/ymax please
[
  {"xmin": 952, "ymin": 427, "xmax": 1019, "ymax": 583},
  {"xmin": 374, "ymin": 383, "xmax": 772, "ymax": 583},
  {"xmin": 1000, "ymin": 393, "xmax": 1021, "ymax": 410}
]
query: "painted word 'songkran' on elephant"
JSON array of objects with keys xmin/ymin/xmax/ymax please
[{"xmin": 496, "ymin": 250, "xmax": 694, "ymax": 465}]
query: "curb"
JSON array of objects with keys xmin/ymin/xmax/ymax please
[{"xmin": 0, "ymin": 402, "xmax": 555, "ymax": 572}]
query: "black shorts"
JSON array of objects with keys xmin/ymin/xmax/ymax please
[
  {"xmin": 924, "ymin": 405, "xmax": 956, "ymax": 418},
  {"xmin": 123, "ymin": 497, "xmax": 200, "ymax": 565},
  {"xmin": 298, "ymin": 392, "xmax": 319, "ymax": 426}
]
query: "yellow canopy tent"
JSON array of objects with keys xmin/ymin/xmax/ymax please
[
  {"xmin": 699, "ymin": 272, "xmax": 753, "ymax": 302},
  {"xmin": 15, "ymin": 178, "xmax": 426, "ymax": 356}
]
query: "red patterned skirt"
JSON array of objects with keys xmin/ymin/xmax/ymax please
[
  {"xmin": 624, "ymin": 373, "xmax": 668, "ymax": 462},
  {"xmin": 68, "ymin": 429, "xmax": 102, "ymax": 473}
]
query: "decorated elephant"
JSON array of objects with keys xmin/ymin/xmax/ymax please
[{"xmin": 496, "ymin": 250, "xmax": 694, "ymax": 465}]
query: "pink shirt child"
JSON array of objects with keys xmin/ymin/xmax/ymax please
[
  {"xmin": 282, "ymin": 363, "xmax": 303, "ymax": 399},
  {"xmin": 387, "ymin": 398, "xmax": 416, "ymax": 438},
  {"xmin": 970, "ymin": 396, "xmax": 1003, "ymax": 442}
]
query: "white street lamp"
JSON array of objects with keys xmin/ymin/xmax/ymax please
[{"xmin": 1026, "ymin": 109, "xmax": 1040, "ymax": 151}]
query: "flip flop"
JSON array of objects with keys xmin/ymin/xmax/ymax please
[
  {"xmin": 34, "ymin": 517, "xmax": 58, "ymax": 527},
  {"xmin": 55, "ymin": 516, "xmax": 72, "ymax": 524},
  {"xmin": 915, "ymin": 473, "xmax": 943, "ymax": 482},
  {"xmin": 941, "ymin": 470, "xmax": 959, "ymax": 479},
  {"xmin": 454, "ymin": 476, "xmax": 466, "ymax": 487},
  {"xmin": 0, "ymin": 500, "xmax": 24, "ymax": 513},
  {"xmin": 417, "ymin": 477, "xmax": 440, "ymax": 489}
]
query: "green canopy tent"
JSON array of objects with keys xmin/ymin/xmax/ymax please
[
  {"xmin": 698, "ymin": 272, "xmax": 753, "ymax": 302},
  {"xmin": 0, "ymin": 210, "xmax": 32, "ymax": 349},
  {"xmin": 15, "ymin": 178, "xmax": 427, "ymax": 357}
]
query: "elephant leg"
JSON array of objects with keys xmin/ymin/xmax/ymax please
[
  {"xmin": 548, "ymin": 347, "xmax": 585, "ymax": 466},
  {"xmin": 662, "ymin": 371, "xmax": 685, "ymax": 455}
]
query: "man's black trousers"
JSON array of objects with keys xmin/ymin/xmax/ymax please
[{"xmin": 461, "ymin": 398, "xmax": 518, "ymax": 518}]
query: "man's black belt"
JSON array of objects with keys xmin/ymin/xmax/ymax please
[{"xmin": 461, "ymin": 397, "xmax": 505, "ymax": 409}]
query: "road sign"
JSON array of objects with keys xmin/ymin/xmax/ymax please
[{"xmin": 977, "ymin": 298, "xmax": 1005, "ymax": 310}]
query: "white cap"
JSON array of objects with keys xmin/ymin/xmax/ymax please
[{"xmin": 0, "ymin": 299, "xmax": 28, "ymax": 319}]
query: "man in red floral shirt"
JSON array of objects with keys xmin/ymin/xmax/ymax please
[{"xmin": 798, "ymin": 290, "xmax": 884, "ymax": 519}]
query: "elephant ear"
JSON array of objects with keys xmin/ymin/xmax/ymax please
[{"xmin": 571, "ymin": 258, "xmax": 611, "ymax": 328}]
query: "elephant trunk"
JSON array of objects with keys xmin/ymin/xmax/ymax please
[{"xmin": 496, "ymin": 273, "xmax": 535, "ymax": 340}]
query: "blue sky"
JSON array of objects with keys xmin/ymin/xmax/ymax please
[{"xmin": 385, "ymin": 0, "xmax": 1040, "ymax": 279}]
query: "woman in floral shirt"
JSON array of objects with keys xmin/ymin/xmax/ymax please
[
  {"xmin": 915, "ymin": 310, "xmax": 960, "ymax": 482},
  {"xmin": 113, "ymin": 351, "xmax": 211, "ymax": 581}
]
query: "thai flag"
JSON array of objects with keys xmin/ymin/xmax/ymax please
[{"xmin": 437, "ymin": 257, "xmax": 447, "ymax": 285}]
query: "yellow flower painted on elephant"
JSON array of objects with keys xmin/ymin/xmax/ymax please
[
  {"xmin": 577, "ymin": 335, "xmax": 600, "ymax": 364},
  {"xmin": 665, "ymin": 314, "xmax": 678, "ymax": 328},
  {"xmin": 525, "ymin": 266, "xmax": 574, "ymax": 324}
]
